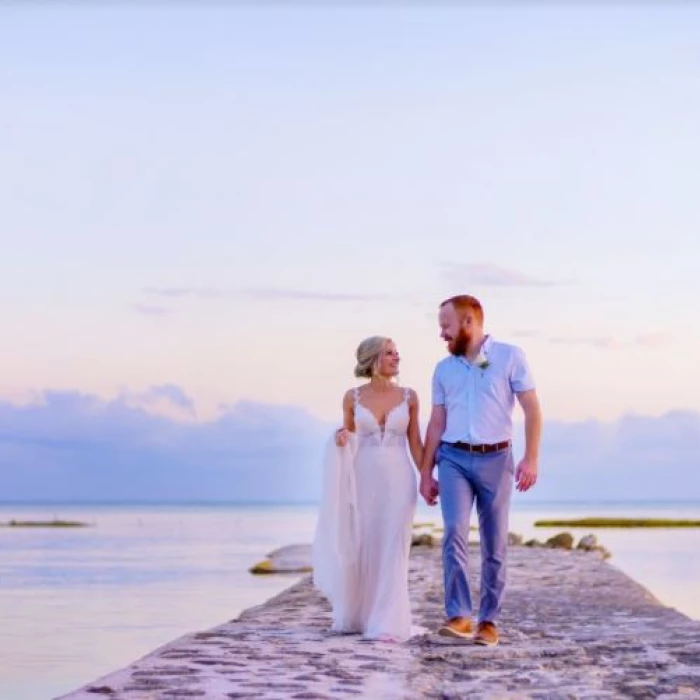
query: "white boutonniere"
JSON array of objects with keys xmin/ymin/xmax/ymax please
[{"xmin": 475, "ymin": 351, "xmax": 490, "ymax": 370}]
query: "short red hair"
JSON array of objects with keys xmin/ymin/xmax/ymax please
[{"xmin": 440, "ymin": 294, "xmax": 484, "ymax": 324}]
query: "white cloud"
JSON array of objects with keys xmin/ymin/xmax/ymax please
[
  {"xmin": 122, "ymin": 384, "xmax": 198, "ymax": 421},
  {"xmin": 549, "ymin": 333, "xmax": 670, "ymax": 350},
  {"xmin": 130, "ymin": 303, "xmax": 171, "ymax": 317},
  {"xmin": 512, "ymin": 410, "xmax": 700, "ymax": 501},
  {"xmin": 549, "ymin": 336, "xmax": 625, "ymax": 350},
  {"xmin": 635, "ymin": 333, "xmax": 670, "ymax": 348},
  {"xmin": 143, "ymin": 287, "xmax": 229, "ymax": 300},
  {"xmin": 1, "ymin": 391, "xmax": 697, "ymax": 503},
  {"xmin": 511, "ymin": 329, "xmax": 541, "ymax": 338},
  {"xmin": 0, "ymin": 390, "xmax": 332, "ymax": 503},
  {"xmin": 444, "ymin": 263, "xmax": 566, "ymax": 288},
  {"xmin": 142, "ymin": 287, "xmax": 390, "ymax": 303}
]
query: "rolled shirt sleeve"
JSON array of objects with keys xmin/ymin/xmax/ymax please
[
  {"xmin": 431, "ymin": 366, "xmax": 446, "ymax": 405},
  {"xmin": 509, "ymin": 347, "xmax": 536, "ymax": 393}
]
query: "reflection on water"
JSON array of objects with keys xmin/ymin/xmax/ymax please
[
  {"xmin": 0, "ymin": 505, "xmax": 310, "ymax": 700},
  {"xmin": 0, "ymin": 501, "xmax": 698, "ymax": 700}
]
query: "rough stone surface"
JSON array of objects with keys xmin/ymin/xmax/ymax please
[{"xmin": 57, "ymin": 546, "xmax": 700, "ymax": 699}]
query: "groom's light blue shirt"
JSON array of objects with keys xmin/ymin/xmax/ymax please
[{"xmin": 431, "ymin": 336, "xmax": 535, "ymax": 444}]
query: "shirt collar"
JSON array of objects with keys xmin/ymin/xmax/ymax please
[{"xmin": 454, "ymin": 334, "xmax": 493, "ymax": 366}]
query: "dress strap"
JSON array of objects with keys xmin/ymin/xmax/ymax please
[
  {"xmin": 403, "ymin": 387, "xmax": 410, "ymax": 403},
  {"xmin": 353, "ymin": 387, "xmax": 360, "ymax": 405}
]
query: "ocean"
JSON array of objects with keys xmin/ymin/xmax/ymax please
[{"xmin": 1, "ymin": 500, "xmax": 699, "ymax": 700}]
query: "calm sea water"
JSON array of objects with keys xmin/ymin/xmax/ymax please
[{"xmin": 1, "ymin": 500, "xmax": 699, "ymax": 700}]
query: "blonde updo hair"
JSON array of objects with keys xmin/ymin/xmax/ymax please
[{"xmin": 354, "ymin": 336, "xmax": 391, "ymax": 378}]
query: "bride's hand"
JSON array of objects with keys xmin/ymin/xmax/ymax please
[
  {"xmin": 335, "ymin": 428, "xmax": 350, "ymax": 447},
  {"xmin": 419, "ymin": 470, "xmax": 439, "ymax": 506}
]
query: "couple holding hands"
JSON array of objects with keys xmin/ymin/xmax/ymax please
[{"xmin": 313, "ymin": 294, "xmax": 542, "ymax": 646}]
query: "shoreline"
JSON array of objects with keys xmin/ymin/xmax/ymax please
[{"xmin": 57, "ymin": 543, "xmax": 700, "ymax": 699}]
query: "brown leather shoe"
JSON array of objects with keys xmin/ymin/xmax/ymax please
[
  {"xmin": 474, "ymin": 621, "xmax": 499, "ymax": 646},
  {"xmin": 437, "ymin": 616, "xmax": 473, "ymax": 639}
]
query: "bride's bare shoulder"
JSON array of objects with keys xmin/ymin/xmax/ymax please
[
  {"xmin": 344, "ymin": 383, "xmax": 370, "ymax": 398},
  {"xmin": 342, "ymin": 386, "xmax": 363, "ymax": 405},
  {"xmin": 404, "ymin": 387, "xmax": 420, "ymax": 405}
]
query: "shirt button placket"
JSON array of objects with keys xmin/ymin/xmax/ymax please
[{"xmin": 467, "ymin": 363, "xmax": 475, "ymax": 443}]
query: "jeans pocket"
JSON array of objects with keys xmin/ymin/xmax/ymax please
[{"xmin": 435, "ymin": 442, "xmax": 445, "ymax": 463}]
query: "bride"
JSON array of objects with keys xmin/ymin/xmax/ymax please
[{"xmin": 312, "ymin": 336, "xmax": 424, "ymax": 642}]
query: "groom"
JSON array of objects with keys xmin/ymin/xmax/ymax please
[{"xmin": 420, "ymin": 294, "xmax": 542, "ymax": 646}]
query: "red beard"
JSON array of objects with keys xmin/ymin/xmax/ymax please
[{"xmin": 448, "ymin": 328, "xmax": 470, "ymax": 356}]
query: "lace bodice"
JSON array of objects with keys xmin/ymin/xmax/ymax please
[{"xmin": 353, "ymin": 387, "xmax": 410, "ymax": 448}]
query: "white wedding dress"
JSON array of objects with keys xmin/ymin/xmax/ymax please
[{"xmin": 312, "ymin": 387, "xmax": 417, "ymax": 641}]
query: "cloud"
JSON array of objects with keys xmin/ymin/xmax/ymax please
[
  {"xmin": 130, "ymin": 304, "xmax": 171, "ymax": 317},
  {"xmin": 142, "ymin": 385, "xmax": 196, "ymax": 412},
  {"xmin": 0, "ymin": 390, "xmax": 333, "ymax": 503},
  {"xmin": 143, "ymin": 287, "xmax": 227, "ymax": 300},
  {"xmin": 511, "ymin": 329, "xmax": 540, "ymax": 338},
  {"xmin": 142, "ymin": 287, "xmax": 389, "ymax": 303},
  {"xmin": 549, "ymin": 336, "xmax": 624, "ymax": 350},
  {"xmin": 123, "ymin": 384, "xmax": 198, "ymax": 420},
  {"xmin": 635, "ymin": 333, "xmax": 670, "ymax": 348},
  {"xmin": 511, "ymin": 410, "xmax": 700, "ymax": 502},
  {"xmin": 444, "ymin": 263, "xmax": 566, "ymax": 288},
  {"xmin": 240, "ymin": 289, "xmax": 390, "ymax": 302},
  {"xmin": 0, "ymin": 390, "xmax": 698, "ymax": 503},
  {"xmin": 548, "ymin": 333, "xmax": 669, "ymax": 350}
]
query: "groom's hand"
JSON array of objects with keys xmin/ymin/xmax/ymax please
[
  {"xmin": 419, "ymin": 469, "xmax": 439, "ymax": 506},
  {"xmin": 515, "ymin": 457, "xmax": 538, "ymax": 492}
]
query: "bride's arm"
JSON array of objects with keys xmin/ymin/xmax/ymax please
[
  {"xmin": 407, "ymin": 389, "xmax": 424, "ymax": 471},
  {"xmin": 341, "ymin": 390, "xmax": 355, "ymax": 432},
  {"xmin": 334, "ymin": 390, "xmax": 356, "ymax": 446}
]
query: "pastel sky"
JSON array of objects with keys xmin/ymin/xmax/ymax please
[{"xmin": 1, "ymin": 4, "xmax": 699, "ymax": 502}]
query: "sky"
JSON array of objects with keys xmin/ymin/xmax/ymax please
[{"xmin": 1, "ymin": 4, "xmax": 699, "ymax": 501}]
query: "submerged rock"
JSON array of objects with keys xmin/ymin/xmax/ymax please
[
  {"xmin": 577, "ymin": 534, "xmax": 599, "ymax": 551},
  {"xmin": 249, "ymin": 544, "xmax": 312, "ymax": 574},
  {"xmin": 546, "ymin": 532, "xmax": 574, "ymax": 550},
  {"xmin": 411, "ymin": 532, "xmax": 436, "ymax": 547},
  {"xmin": 574, "ymin": 534, "xmax": 612, "ymax": 559},
  {"xmin": 593, "ymin": 545, "xmax": 612, "ymax": 560},
  {"xmin": 508, "ymin": 532, "xmax": 524, "ymax": 546}
]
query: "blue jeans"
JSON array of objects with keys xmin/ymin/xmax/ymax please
[{"xmin": 437, "ymin": 442, "xmax": 514, "ymax": 623}]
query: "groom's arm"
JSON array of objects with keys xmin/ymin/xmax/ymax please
[
  {"xmin": 515, "ymin": 389, "xmax": 542, "ymax": 491},
  {"xmin": 508, "ymin": 345, "xmax": 541, "ymax": 490},
  {"xmin": 406, "ymin": 390, "xmax": 425, "ymax": 471},
  {"xmin": 420, "ymin": 405, "xmax": 446, "ymax": 474},
  {"xmin": 518, "ymin": 389, "xmax": 542, "ymax": 462},
  {"xmin": 421, "ymin": 365, "xmax": 446, "ymax": 474}
]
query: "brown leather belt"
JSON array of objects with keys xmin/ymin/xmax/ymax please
[{"xmin": 449, "ymin": 440, "xmax": 511, "ymax": 454}]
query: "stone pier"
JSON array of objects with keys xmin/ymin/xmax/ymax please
[{"xmin": 58, "ymin": 545, "xmax": 700, "ymax": 699}]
